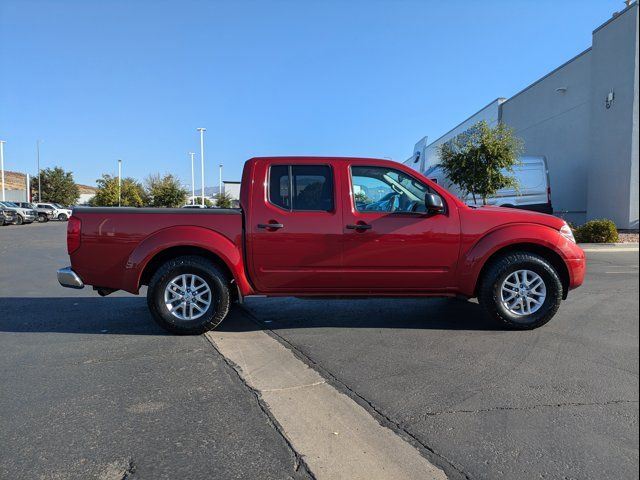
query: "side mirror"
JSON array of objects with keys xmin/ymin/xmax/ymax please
[{"xmin": 425, "ymin": 193, "xmax": 445, "ymax": 214}]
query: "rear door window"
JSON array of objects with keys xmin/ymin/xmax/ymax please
[{"xmin": 269, "ymin": 165, "xmax": 334, "ymax": 212}]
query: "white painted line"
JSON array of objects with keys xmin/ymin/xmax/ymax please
[{"xmin": 206, "ymin": 324, "xmax": 447, "ymax": 480}]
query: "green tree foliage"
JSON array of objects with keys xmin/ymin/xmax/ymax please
[
  {"xmin": 438, "ymin": 121, "xmax": 523, "ymax": 204},
  {"xmin": 191, "ymin": 196, "xmax": 214, "ymax": 207},
  {"xmin": 214, "ymin": 192, "xmax": 234, "ymax": 208},
  {"xmin": 145, "ymin": 174, "xmax": 188, "ymax": 208},
  {"xmin": 90, "ymin": 174, "xmax": 147, "ymax": 207},
  {"xmin": 31, "ymin": 167, "xmax": 80, "ymax": 205},
  {"xmin": 354, "ymin": 191, "xmax": 370, "ymax": 204}
]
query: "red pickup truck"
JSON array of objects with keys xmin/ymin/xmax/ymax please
[{"xmin": 57, "ymin": 157, "xmax": 585, "ymax": 334}]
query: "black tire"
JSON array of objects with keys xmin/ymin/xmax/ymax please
[
  {"xmin": 58, "ymin": 213, "xmax": 68, "ymax": 221},
  {"xmin": 15, "ymin": 215, "xmax": 24, "ymax": 225},
  {"xmin": 147, "ymin": 255, "xmax": 231, "ymax": 335},
  {"xmin": 478, "ymin": 252, "xmax": 562, "ymax": 330},
  {"xmin": 37, "ymin": 214, "xmax": 48, "ymax": 223}
]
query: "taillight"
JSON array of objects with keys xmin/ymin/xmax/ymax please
[{"xmin": 67, "ymin": 216, "xmax": 81, "ymax": 254}]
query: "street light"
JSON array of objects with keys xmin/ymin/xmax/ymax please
[
  {"xmin": 36, "ymin": 140, "xmax": 42, "ymax": 202},
  {"xmin": 118, "ymin": 159, "xmax": 122, "ymax": 207},
  {"xmin": 0, "ymin": 140, "xmax": 6, "ymax": 202},
  {"xmin": 189, "ymin": 152, "xmax": 196, "ymax": 205},
  {"xmin": 219, "ymin": 163, "xmax": 223, "ymax": 197},
  {"xmin": 196, "ymin": 128, "xmax": 206, "ymax": 207}
]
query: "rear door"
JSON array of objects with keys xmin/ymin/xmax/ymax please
[
  {"xmin": 340, "ymin": 163, "xmax": 460, "ymax": 292},
  {"xmin": 247, "ymin": 160, "xmax": 344, "ymax": 292}
]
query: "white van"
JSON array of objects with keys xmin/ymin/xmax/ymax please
[{"xmin": 424, "ymin": 156, "xmax": 552, "ymax": 214}]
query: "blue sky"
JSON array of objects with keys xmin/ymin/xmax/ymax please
[{"xmin": 0, "ymin": 0, "xmax": 619, "ymax": 188}]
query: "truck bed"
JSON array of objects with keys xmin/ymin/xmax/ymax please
[{"xmin": 70, "ymin": 207, "xmax": 244, "ymax": 293}]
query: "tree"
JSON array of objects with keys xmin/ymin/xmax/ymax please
[
  {"xmin": 191, "ymin": 196, "xmax": 214, "ymax": 207},
  {"xmin": 214, "ymin": 192, "xmax": 234, "ymax": 208},
  {"xmin": 438, "ymin": 121, "xmax": 523, "ymax": 205},
  {"xmin": 90, "ymin": 174, "xmax": 147, "ymax": 207},
  {"xmin": 145, "ymin": 174, "xmax": 187, "ymax": 208},
  {"xmin": 354, "ymin": 191, "xmax": 370, "ymax": 204},
  {"xmin": 31, "ymin": 167, "xmax": 80, "ymax": 205}
]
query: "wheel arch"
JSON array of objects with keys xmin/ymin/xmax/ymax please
[
  {"xmin": 122, "ymin": 226, "xmax": 254, "ymax": 297},
  {"xmin": 457, "ymin": 224, "xmax": 570, "ymax": 299}
]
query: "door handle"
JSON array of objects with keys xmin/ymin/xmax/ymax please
[
  {"xmin": 257, "ymin": 223, "xmax": 284, "ymax": 230},
  {"xmin": 346, "ymin": 223, "xmax": 372, "ymax": 231}
]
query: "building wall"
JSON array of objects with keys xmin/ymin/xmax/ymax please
[
  {"xmin": 587, "ymin": 4, "xmax": 639, "ymax": 229},
  {"xmin": 78, "ymin": 193, "xmax": 95, "ymax": 205},
  {"xmin": 500, "ymin": 49, "xmax": 592, "ymax": 225},
  {"xmin": 3, "ymin": 190, "xmax": 28, "ymax": 202},
  {"xmin": 223, "ymin": 182, "xmax": 241, "ymax": 208}
]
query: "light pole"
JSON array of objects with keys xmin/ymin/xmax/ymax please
[
  {"xmin": 0, "ymin": 140, "xmax": 6, "ymax": 202},
  {"xmin": 219, "ymin": 164, "xmax": 223, "ymax": 197},
  {"xmin": 36, "ymin": 140, "xmax": 42, "ymax": 202},
  {"xmin": 189, "ymin": 152, "xmax": 196, "ymax": 205},
  {"xmin": 196, "ymin": 128, "xmax": 206, "ymax": 207},
  {"xmin": 118, "ymin": 159, "xmax": 122, "ymax": 207}
]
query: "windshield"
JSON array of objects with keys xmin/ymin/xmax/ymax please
[{"xmin": 1, "ymin": 202, "xmax": 18, "ymax": 207}]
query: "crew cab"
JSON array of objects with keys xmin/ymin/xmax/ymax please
[{"xmin": 57, "ymin": 157, "xmax": 585, "ymax": 334}]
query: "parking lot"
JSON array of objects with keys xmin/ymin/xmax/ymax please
[{"xmin": 1, "ymin": 221, "xmax": 638, "ymax": 479}]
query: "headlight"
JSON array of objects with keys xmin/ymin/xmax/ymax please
[{"xmin": 560, "ymin": 223, "xmax": 576, "ymax": 243}]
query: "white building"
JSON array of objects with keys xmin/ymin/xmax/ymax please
[
  {"xmin": 223, "ymin": 181, "xmax": 241, "ymax": 208},
  {"xmin": 406, "ymin": 3, "xmax": 639, "ymax": 229}
]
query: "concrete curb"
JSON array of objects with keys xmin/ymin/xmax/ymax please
[
  {"xmin": 579, "ymin": 242, "xmax": 639, "ymax": 247},
  {"xmin": 580, "ymin": 243, "xmax": 638, "ymax": 252}
]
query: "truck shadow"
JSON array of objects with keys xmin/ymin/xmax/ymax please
[
  {"xmin": 0, "ymin": 297, "xmax": 166, "ymax": 335},
  {"xmin": 225, "ymin": 297, "xmax": 502, "ymax": 332},
  {"xmin": 0, "ymin": 296, "xmax": 500, "ymax": 335}
]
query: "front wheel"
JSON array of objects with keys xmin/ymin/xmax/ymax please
[
  {"xmin": 478, "ymin": 252, "xmax": 563, "ymax": 330},
  {"xmin": 147, "ymin": 256, "xmax": 231, "ymax": 335},
  {"xmin": 15, "ymin": 215, "xmax": 24, "ymax": 225},
  {"xmin": 37, "ymin": 214, "xmax": 48, "ymax": 223},
  {"xmin": 58, "ymin": 213, "xmax": 68, "ymax": 221}
]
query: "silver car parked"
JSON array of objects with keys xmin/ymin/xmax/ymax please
[{"xmin": 0, "ymin": 201, "xmax": 37, "ymax": 225}]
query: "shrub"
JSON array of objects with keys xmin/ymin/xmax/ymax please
[{"xmin": 574, "ymin": 219, "xmax": 619, "ymax": 243}]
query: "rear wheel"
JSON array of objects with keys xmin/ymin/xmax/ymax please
[
  {"xmin": 37, "ymin": 214, "xmax": 48, "ymax": 223},
  {"xmin": 147, "ymin": 255, "xmax": 231, "ymax": 335},
  {"xmin": 58, "ymin": 213, "xmax": 68, "ymax": 221},
  {"xmin": 478, "ymin": 252, "xmax": 562, "ymax": 329}
]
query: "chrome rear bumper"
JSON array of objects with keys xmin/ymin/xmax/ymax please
[{"xmin": 57, "ymin": 266, "xmax": 84, "ymax": 289}]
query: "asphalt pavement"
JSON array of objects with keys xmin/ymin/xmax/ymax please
[
  {"xmin": 0, "ymin": 221, "xmax": 637, "ymax": 480},
  {"xmin": 241, "ymin": 251, "xmax": 639, "ymax": 479},
  {"xmin": 0, "ymin": 222, "xmax": 310, "ymax": 480}
]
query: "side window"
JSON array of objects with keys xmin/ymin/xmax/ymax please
[
  {"xmin": 269, "ymin": 165, "xmax": 334, "ymax": 212},
  {"xmin": 351, "ymin": 166, "xmax": 432, "ymax": 213},
  {"xmin": 269, "ymin": 165, "xmax": 290, "ymax": 210}
]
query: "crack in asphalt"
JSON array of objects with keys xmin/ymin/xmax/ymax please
[
  {"xmin": 202, "ymin": 333, "xmax": 316, "ymax": 480},
  {"xmin": 121, "ymin": 459, "xmax": 136, "ymax": 480},
  {"xmin": 238, "ymin": 305, "xmax": 471, "ymax": 480},
  {"xmin": 421, "ymin": 399, "xmax": 639, "ymax": 417}
]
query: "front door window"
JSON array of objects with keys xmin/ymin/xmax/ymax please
[{"xmin": 351, "ymin": 166, "xmax": 432, "ymax": 214}]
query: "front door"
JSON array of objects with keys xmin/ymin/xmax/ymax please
[
  {"xmin": 340, "ymin": 164, "xmax": 460, "ymax": 292},
  {"xmin": 248, "ymin": 161, "xmax": 344, "ymax": 293}
]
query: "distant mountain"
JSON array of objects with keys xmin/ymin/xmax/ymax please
[{"xmin": 193, "ymin": 186, "xmax": 222, "ymax": 197}]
